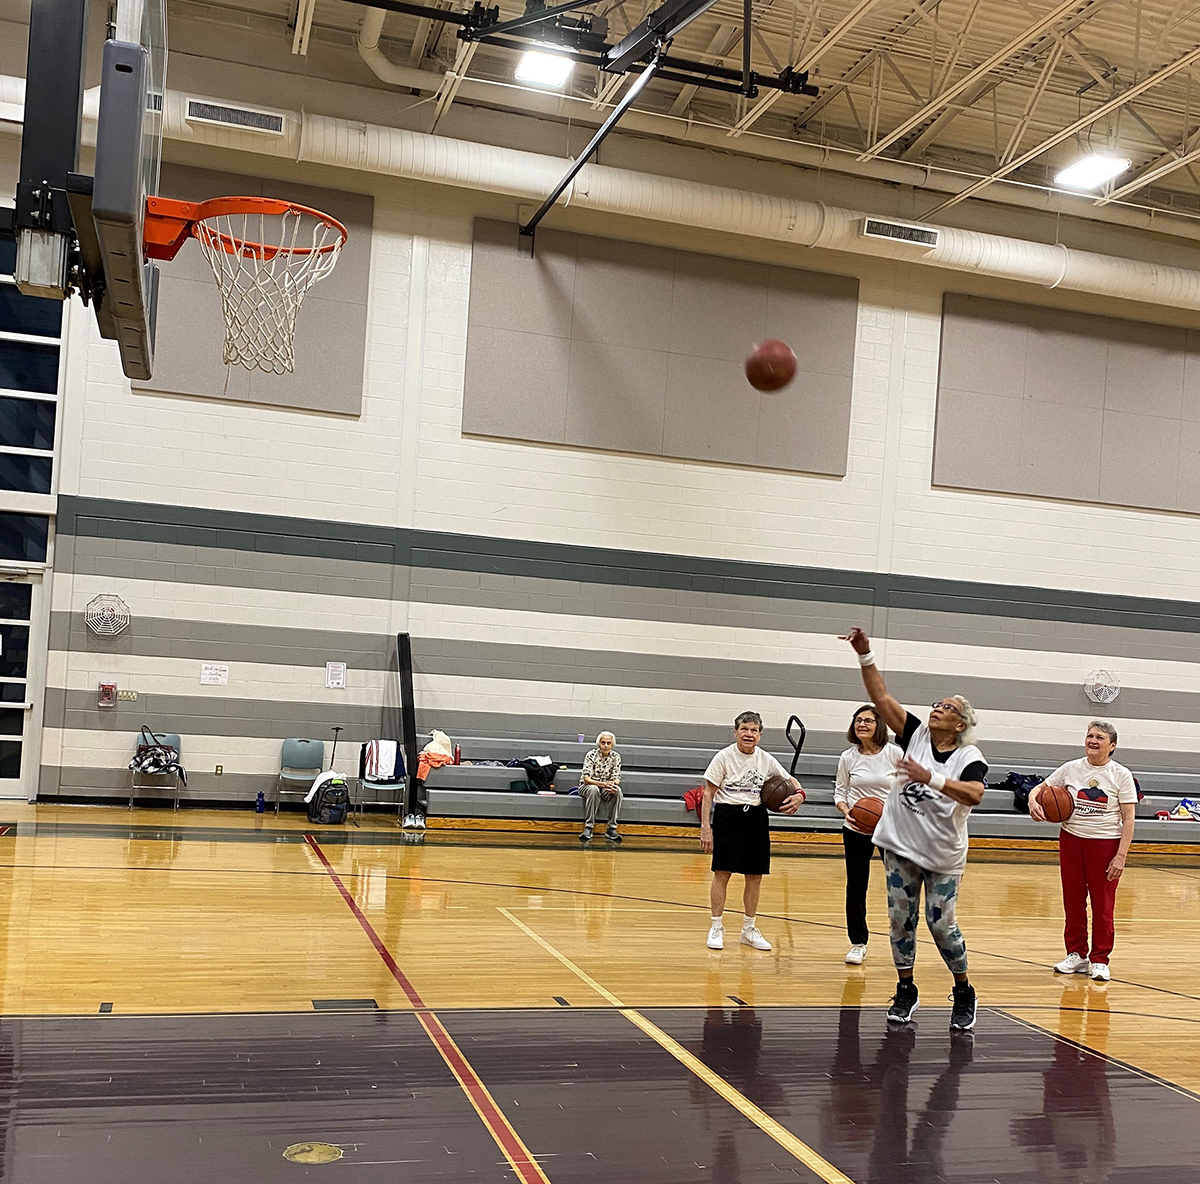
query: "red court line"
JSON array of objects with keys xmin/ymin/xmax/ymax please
[
  {"xmin": 304, "ymin": 834, "xmax": 423, "ymax": 1007},
  {"xmin": 304, "ymin": 834, "xmax": 552, "ymax": 1184}
]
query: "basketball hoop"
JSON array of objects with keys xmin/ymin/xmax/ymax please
[{"xmin": 144, "ymin": 196, "xmax": 347, "ymax": 375}]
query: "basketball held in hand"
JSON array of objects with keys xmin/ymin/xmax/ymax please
[
  {"xmin": 745, "ymin": 339, "xmax": 797, "ymax": 391},
  {"xmin": 849, "ymin": 796, "xmax": 885, "ymax": 834},
  {"xmin": 1040, "ymin": 784, "xmax": 1075, "ymax": 823},
  {"xmin": 760, "ymin": 775, "xmax": 801, "ymax": 812}
]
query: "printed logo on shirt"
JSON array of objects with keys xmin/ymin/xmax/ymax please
[
  {"xmin": 899, "ymin": 780, "xmax": 936, "ymax": 811},
  {"xmin": 1068, "ymin": 779, "xmax": 1110, "ymax": 817}
]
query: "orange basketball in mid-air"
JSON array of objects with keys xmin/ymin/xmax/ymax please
[
  {"xmin": 745, "ymin": 339, "xmax": 797, "ymax": 391},
  {"xmin": 1040, "ymin": 784, "xmax": 1075, "ymax": 823},
  {"xmin": 849, "ymin": 796, "xmax": 885, "ymax": 834}
]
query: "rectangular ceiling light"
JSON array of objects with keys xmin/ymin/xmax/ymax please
[
  {"xmin": 1053, "ymin": 153, "xmax": 1131, "ymax": 191},
  {"xmin": 515, "ymin": 49, "xmax": 575, "ymax": 88}
]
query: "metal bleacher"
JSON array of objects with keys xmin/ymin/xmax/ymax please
[{"xmin": 426, "ymin": 735, "xmax": 1200, "ymax": 845}]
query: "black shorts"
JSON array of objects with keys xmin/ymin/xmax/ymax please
[{"xmin": 711, "ymin": 802, "xmax": 771, "ymax": 875}]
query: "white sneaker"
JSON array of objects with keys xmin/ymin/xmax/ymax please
[
  {"xmin": 401, "ymin": 813, "xmax": 416, "ymax": 830},
  {"xmin": 741, "ymin": 926, "xmax": 771, "ymax": 951},
  {"xmin": 1054, "ymin": 952, "xmax": 1090, "ymax": 975},
  {"xmin": 1090, "ymin": 962, "xmax": 1111, "ymax": 981},
  {"xmin": 706, "ymin": 923, "xmax": 724, "ymax": 950},
  {"xmin": 845, "ymin": 944, "xmax": 867, "ymax": 965},
  {"xmin": 414, "ymin": 814, "xmax": 427, "ymax": 831}
]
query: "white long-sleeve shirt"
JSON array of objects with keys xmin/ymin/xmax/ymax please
[{"xmin": 835, "ymin": 743, "xmax": 902, "ymax": 833}]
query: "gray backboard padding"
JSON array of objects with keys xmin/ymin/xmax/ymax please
[
  {"xmin": 133, "ymin": 164, "xmax": 373, "ymax": 415},
  {"xmin": 464, "ymin": 219, "xmax": 859, "ymax": 476},
  {"xmin": 934, "ymin": 293, "xmax": 1200, "ymax": 514}
]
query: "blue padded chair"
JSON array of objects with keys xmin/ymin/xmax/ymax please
[{"xmin": 276, "ymin": 738, "xmax": 325, "ymax": 814}]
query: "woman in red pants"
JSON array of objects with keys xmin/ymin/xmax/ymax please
[{"xmin": 1029, "ymin": 721, "xmax": 1136, "ymax": 982}]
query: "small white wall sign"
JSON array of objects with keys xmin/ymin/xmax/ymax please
[
  {"xmin": 326, "ymin": 662, "xmax": 347, "ymax": 689},
  {"xmin": 200, "ymin": 662, "xmax": 230, "ymax": 686}
]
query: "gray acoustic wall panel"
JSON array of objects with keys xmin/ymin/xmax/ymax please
[
  {"xmin": 934, "ymin": 292, "xmax": 1200, "ymax": 515},
  {"xmin": 463, "ymin": 219, "xmax": 859, "ymax": 476},
  {"xmin": 133, "ymin": 165, "xmax": 374, "ymax": 415}
]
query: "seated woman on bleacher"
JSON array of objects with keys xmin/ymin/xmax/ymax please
[{"xmin": 579, "ymin": 731, "xmax": 622, "ymax": 844}]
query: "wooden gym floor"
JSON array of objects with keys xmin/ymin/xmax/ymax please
[{"xmin": 1, "ymin": 803, "xmax": 1199, "ymax": 1182}]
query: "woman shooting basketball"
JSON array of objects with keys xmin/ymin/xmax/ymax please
[{"xmin": 840, "ymin": 628, "xmax": 988, "ymax": 1031}]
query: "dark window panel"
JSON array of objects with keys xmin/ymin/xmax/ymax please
[
  {"xmin": 0, "ymin": 625, "xmax": 28, "ymax": 679},
  {"xmin": 0, "ymin": 241, "xmax": 15, "ymax": 276},
  {"xmin": 0, "ymin": 454, "xmax": 51, "ymax": 494},
  {"xmin": 0, "ymin": 583, "xmax": 31, "ymax": 620},
  {"xmin": 0, "ymin": 397, "xmax": 55, "ymax": 451},
  {"xmin": 0, "ymin": 683, "xmax": 25, "ymax": 701},
  {"xmin": 0, "ymin": 515, "xmax": 47, "ymax": 564},
  {"xmin": 0, "ymin": 286, "xmax": 62, "ymax": 337},
  {"xmin": 0, "ymin": 708, "xmax": 22, "ymax": 735},
  {"xmin": 0, "ymin": 341, "xmax": 59, "ymax": 395},
  {"xmin": 0, "ymin": 740, "xmax": 20, "ymax": 778}
]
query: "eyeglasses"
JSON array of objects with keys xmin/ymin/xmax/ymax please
[{"xmin": 931, "ymin": 701, "xmax": 964, "ymax": 718}]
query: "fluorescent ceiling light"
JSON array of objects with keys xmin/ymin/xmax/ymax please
[
  {"xmin": 515, "ymin": 48, "xmax": 575, "ymax": 87},
  {"xmin": 1053, "ymin": 153, "xmax": 1131, "ymax": 191}
]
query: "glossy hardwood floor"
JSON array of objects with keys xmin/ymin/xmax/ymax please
[{"xmin": 1, "ymin": 803, "xmax": 1199, "ymax": 1094}]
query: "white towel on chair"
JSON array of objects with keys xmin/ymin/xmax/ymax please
[{"xmin": 364, "ymin": 739, "xmax": 399, "ymax": 780}]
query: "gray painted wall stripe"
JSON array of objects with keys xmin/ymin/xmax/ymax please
[
  {"xmin": 56, "ymin": 495, "xmax": 1200, "ymax": 636},
  {"xmin": 408, "ymin": 637, "xmax": 1199, "ymax": 726},
  {"xmin": 48, "ymin": 688, "xmax": 387, "ymax": 740},
  {"xmin": 414, "ymin": 709, "xmax": 1200, "ymax": 774},
  {"xmin": 49, "ymin": 612, "xmax": 395, "ymax": 670}
]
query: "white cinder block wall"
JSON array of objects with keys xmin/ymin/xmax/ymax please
[{"xmin": 36, "ymin": 132, "xmax": 1200, "ymax": 798}]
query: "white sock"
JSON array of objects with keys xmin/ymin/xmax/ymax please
[
  {"xmin": 711, "ymin": 915, "xmax": 723, "ymax": 927},
  {"xmin": 743, "ymin": 915, "xmax": 756, "ymax": 930}
]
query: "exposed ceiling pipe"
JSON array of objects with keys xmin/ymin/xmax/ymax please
[
  {"xmin": 187, "ymin": 92, "xmax": 1200, "ymax": 311},
  {"xmin": 340, "ymin": 42, "xmax": 1200, "ymax": 244},
  {"xmin": 6, "ymin": 72, "xmax": 1200, "ymax": 306},
  {"xmin": 358, "ymin": 7, "xmax": 445, "ymax": 88}
]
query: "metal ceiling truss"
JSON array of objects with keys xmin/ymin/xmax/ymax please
[
  {"xmin": 859, "ymin": 0, "xmax": 1090, "ymax": 160},
  {"xmin": 925, "ymin": 42, "xmax": 1200, "ymax": 215}
]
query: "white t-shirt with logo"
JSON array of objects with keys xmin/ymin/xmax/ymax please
[
  {"xmin": 704, "ymin": 743, "xmax": 790, "ymax": 807},
  {"xmin": 1045, "ymin": 757, "xmax": 1137, "ymax": 840},
  {"xmin": 873, "ymin": 715, "xmax": 988, "ymax": 876},
  {"xmin": 835, "ymin": 743, "xmax": 903, "ymax": 833}
]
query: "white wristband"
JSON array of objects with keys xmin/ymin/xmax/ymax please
[
  {"xmin": 858, "ymin": 651, "xmax": 877, "ymax": 667},
  {"xmin": 929, "ymin": 771, "xmax": 946, "ymax": 792}
]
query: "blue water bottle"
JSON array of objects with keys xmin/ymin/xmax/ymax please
[{"xmin": 255, "ymin": 790, "xmax": 266, "ymax": 813}]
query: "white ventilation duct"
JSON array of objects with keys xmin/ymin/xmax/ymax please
[
  {"xmin": 289, "ymin": 110, "xmax": 1200, "ymax": 311},
  {"xmin": 5, "ymin": 72, "xmax": 1200, "ymax": 311}
]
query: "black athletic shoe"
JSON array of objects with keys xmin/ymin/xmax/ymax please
[
  {"xmin": 887, "ymin": 979, "xmax": 919, "ymax": 1024},
  {"xmin": 949, "ymin": 982, "xmax": 977, "ymax": 1031}
]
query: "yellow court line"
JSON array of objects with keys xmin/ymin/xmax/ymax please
[{"xmin": 497, "ymin": 907, "xmax": 856, "ymax": 1184}]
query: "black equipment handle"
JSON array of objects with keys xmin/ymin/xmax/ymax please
[{"xmin": 785, "ymin": 714, "xmax": 806, "ymax": 776}]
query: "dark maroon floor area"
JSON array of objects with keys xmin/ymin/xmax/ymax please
[{"xmin": 0, "ymin": 1007, "xmax": 1195, "ymax": 1183}]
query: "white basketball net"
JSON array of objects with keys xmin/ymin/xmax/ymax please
[
  {"xmin": 194, "ymin": 206, "xmax": 345, "ymax": 375},
  {"xmin": 1084, "ymin": 669, "xmax": 1120, "ymax": 704}
]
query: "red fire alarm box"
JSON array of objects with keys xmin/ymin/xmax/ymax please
[{"xmin": 98, "ymin": 681, "xmax": 117, "ymax": 709}]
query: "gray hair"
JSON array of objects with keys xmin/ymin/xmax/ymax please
[
  {"xmin": 596, "ymin": 730, "xmax": 616, "ymax": 745},
  {"xmin": 734, "ymin": 711, "xmax": 763, "ymax": 731},
  {"xmin": 944, "ymin": 695, "xmax": 977, "ymax": 747},
  {"xmin": 1088, "ymin": 720, "xmax": 1118, "ymax": 747}
]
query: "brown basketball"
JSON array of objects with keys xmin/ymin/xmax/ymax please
[
  {"xmin": 849, "ymin": 796, "xmax": 885, "ymax": 834},
  {"xmin": 1040, "ymin": 784, "xmax": 1075, "ymax": 823},
  {"xmin": 760, "ymin": 775, "xmax": 801, "ymax": 811},
  {"xmin": 745, "ymin": 339, "xmax": 797, "ymax": 392}
]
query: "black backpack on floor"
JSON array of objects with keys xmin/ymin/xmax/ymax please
[{"xmin": 308, "ymin": 776, "xmax": 350, "ymax": 824}]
